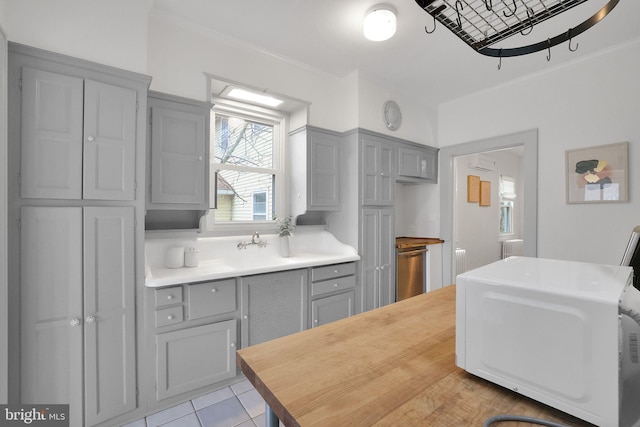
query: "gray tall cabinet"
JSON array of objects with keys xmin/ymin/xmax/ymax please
[{"xmin": 7, "ymin": 43, "xmax": 150, "ymax": 427}]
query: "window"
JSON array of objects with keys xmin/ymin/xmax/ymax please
[
  {"xmin": 206, "ymin": 101, "xmax": 285, "ymax": 229},
  {"xmin": 252, "ymin": 191, "xmax": 267, "ymax": 220},
  {"xmin": 499, "ymin": 175, "xmax": 516, "ymax": 235}
]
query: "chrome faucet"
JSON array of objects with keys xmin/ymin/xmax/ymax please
[{"xmin": 237, "ymin": 232, "xmax": 268, "ymax": 250}]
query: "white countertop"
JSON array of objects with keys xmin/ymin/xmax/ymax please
[{"xmin": 145, "ymin": 228, "xmax": 360, "ymax": 288}]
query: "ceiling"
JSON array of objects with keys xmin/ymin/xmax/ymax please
[{"xmin": 151, "ymin": 0, "xmax": 640, "ymax": 108}]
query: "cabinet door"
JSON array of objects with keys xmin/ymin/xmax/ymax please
[
  {"xmin": 156, "ymin": 320, "xmax": 237, "ymax": 400},
  {"xmin": 241, "ymin": 270, "xmax": 308, "ymax": 347},
  {"xmin": 20, "ymin": 67, "xmax": 83, "ymax": 199},
  {"xmin": 397, "ymin": 145, "xmax": 438, "ymax": 183},
  {"xmin": 398, "ymin": 146, "xmax": 422, "ymax": 178},
  {"xmin": 20, "ymin": 207, "xmax": 83, "ymax": 425},
  {"xmin": 83, "ymin": 80, "xmax": 137, "ymax": 200},
  {"xmin": 361, "ymin": 137, "xmax": 393, "ymax": 206},
  {"xmin": 83, "ymin": 207, "xmax": 136, "ymax": 425},
  {"xmin": 361, "ymin": 208, "xmax": 380, "ymax": 311},
  {"xmin": 309, "ymin": 130, "xmax": 339, "ymax": 208},
  {"xmin": 361, "ymin": 208, "xmax": 395, "ymax": 311},
  {"xmin": 311, "ymin": 291, "xmax": 355, "ymax": 328},
  {"xmin": 378, "ymin": 143, "xmax": 394, "ymax": 205},
  {"xmin": 150, "ymin": 106, "xmax": 206, "ymax": 205},
  {"xmin": 422, "ymin": 147, "xmax": 438, "ymax": 182},
  {"xmin": 378, "ymin": 208, "xmax": 395, "ymax": 307}
]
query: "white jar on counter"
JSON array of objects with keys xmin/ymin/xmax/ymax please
[
  {"xmin": 165, "ymin": 246, "xmax": 185, "ymax": 269},
  {"xmin": 184, "ymin": 247, "xmax": 200, "ymax": 268}
]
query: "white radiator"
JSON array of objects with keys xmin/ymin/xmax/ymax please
[
  {"xmin": 501, "ymin": 239, "xmax": 524, "ymax": 259},
  {"xmin": 455, "ymin": 248, "xmax": 466, "ymax": 276}
]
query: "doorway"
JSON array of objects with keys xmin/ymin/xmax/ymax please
[{"xmin": 439, "ymin": 129, "xmax": 538, "ymax": 285}]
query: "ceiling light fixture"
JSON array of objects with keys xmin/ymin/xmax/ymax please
[
  {"xmin": 364, "ymin": 4, "xmax": 397, "ymax": 41},
  {"xmin": 227, "ymin": 88, "xmax": 284, "ymax": 107}
]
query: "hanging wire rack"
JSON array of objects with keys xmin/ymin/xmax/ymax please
[{"xmin": 416, "ymin": 0, "xmax": 620, "ymax": 58}]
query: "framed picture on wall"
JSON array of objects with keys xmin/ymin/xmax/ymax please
[
  {"xmin": 480, "ymin": 181, "xmax": 491, "ymax": 206},
  {"xmin": 565, "ymin": 142, "xmax": 628, "ymax": 204},
  {"xmin": 467, "ymin": 175, "xmax": 480, "ymax": 203}
]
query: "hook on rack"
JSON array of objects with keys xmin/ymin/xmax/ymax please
[
  {"xmin": 484, "ymin": 0, "xmax": 493, "ymax": 11},
  {"xmin": 520, "ymin": 8, "xmax": 533, "ymax": 36},
  {"xmin": 503, "ymin": 0, "xmax": 517, "ymax": 17},
  {"xmin": 498, "ymin": 48, "xmax": 503, "ymax": 70},
  {"xmin": 455, "ymin": 0, "xmax": 464, "ymax": 28},
  {"xmin": 567, "ymin": 29, "xmax": 579, "ymax": 52},
  {"xmin": 546, "ymin": 38, "xmax": 551, "ymax": 61},
  {"xmin": 425, "ymin": 14, "xmax": 437, "ymax": 34}
]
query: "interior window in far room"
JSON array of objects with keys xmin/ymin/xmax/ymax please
[{"xmin": 499, "ymin": 175, "xmax": 516, "ymax": 235}]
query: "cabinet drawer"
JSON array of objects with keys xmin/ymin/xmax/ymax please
[
  {"xmin": 156, "ymin": 306, "xmax": 184, "ymax": 328},
  {"xmin": 311, "ymin": 262, "xmax": 356, "ymax": 282},
  {"xmin": 155, "ymin": 286, "xmax": 183, "ymax": 308},
  {"xmin": 311, "ymin": 275, "xmax": 356, "ymax": 297},
  {"xmin": 188, "ymin": 279, "xmax": 236, "ymax": 320}
]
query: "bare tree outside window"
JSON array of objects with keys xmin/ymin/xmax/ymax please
[{"xmin": 212, "ymin": 114, "xmax": 276, "ymax": 222}]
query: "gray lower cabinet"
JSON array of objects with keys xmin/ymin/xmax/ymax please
[
  {"xmin": 311, "ymin": 292, "xmax": 356, "ymax": 327},
  {"xmin": 150, "ymin": 278, "xmax": 238, "ymax": 402},
  {"xmin": 241, "ymin": 269, "xmax": 308, "ymax": 347},
  {"xmin": 20, "ymin": 206, "xmax": 136, "ymax": 427},
  {"xmin": 361, "ymin": 208, "xmax": 395, "ymax": 311},
  {"xmin": 155, "ymin": 320, "xmax": 237, "ymax": 401},
  {"xmin": 309, "ymin": 263, "xmax": 356, "ymax": 327}
]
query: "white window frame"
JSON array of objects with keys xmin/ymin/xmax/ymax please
[
  {"xmin": 205, "ymin": 98, "xmax": 287, "ymax": 234},
  {"xmin": 252, "ymin": 190, "xmax": 268, "ymax": 220},
  {"xmin": 498, "ymin": 175, "xmax": 516, "ymax": 237}
]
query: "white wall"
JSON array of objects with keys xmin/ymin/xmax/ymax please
[
  {"xmin": 147, "ymin": 12, "xmax": 437, "ymax": 143},
  {"xmin": 439, "ymin": 39, "xmax": 640, "ymax": 266},
  {"xmin": 3, "ymin": 0, "xmax": 149, "ymax": 74}
]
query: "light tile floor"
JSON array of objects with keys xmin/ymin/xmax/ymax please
[{"xmin": 122, "ymin": 379, "xmax": 281, "ymax": 427}]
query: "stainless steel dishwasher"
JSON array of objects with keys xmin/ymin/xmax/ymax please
[{"xmin": 396, "ymin": 244, "xmax": 427, "ymax": 301}]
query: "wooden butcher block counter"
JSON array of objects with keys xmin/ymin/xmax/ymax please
[
  {"xmin": 395, "ymin": 236, "xmax": 444, "ymax": 250},
  {"xmin": 236, "ymin": 285, "xmax": 593, "ymax": 427}
]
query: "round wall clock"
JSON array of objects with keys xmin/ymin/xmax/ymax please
[{"xmin": 383, "ymin": 100, "xmax": 402, "ymax": 131}]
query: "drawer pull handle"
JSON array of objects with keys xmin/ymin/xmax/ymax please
[
  {"xmin": 167, "ymin": 315, "xmax": 174, "ymax": 320},
  {"xmin": 70, "ymin": 318, "xmax": 81, "ymax": 327},
  {"xmin": 230, "ymin": 343, "xmax": 236, "ymax": 348},
  {"xmin": 167, "ymin": 295, "xmax": 174, "ymax": 300},
  {"xmin": 243, "ymin": 315, "xmax": 248, "ymax": 320},
  {"xmin": 211, "ymin": 288, "xmax": 217, "ymax": 293},
  {"xmin": 85, "ymin": 315, "xmax": 96, "ymax": 324},
  {"xmin": 334, "ymin": 283, "xmax": 339, "ymax": 287},
  {"xmin": 334, "ymin": 269, "xmax": 339, "ymax": 273}
]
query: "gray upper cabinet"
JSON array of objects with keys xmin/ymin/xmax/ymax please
[
  {"xmin": 147, "ymin": 91, "xmax": 211, "ymax": 209},
  {"xmin": 20, "ymin": 206, "xmax": 136, "ymax": 427},
  {"xmin": 20, "ymin": 67, "xmax": 137, "ymax": 200},
  {"xmin": 361, "ymin": 134, "xmax": 394, "ymax": 206},
  {"xmin": 290, "ymin": 125, "xmax": 340, "ymax": 217},
  {"xmin": 397, "ymin": 143, "xmax": 438, "ymax": 183}
]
